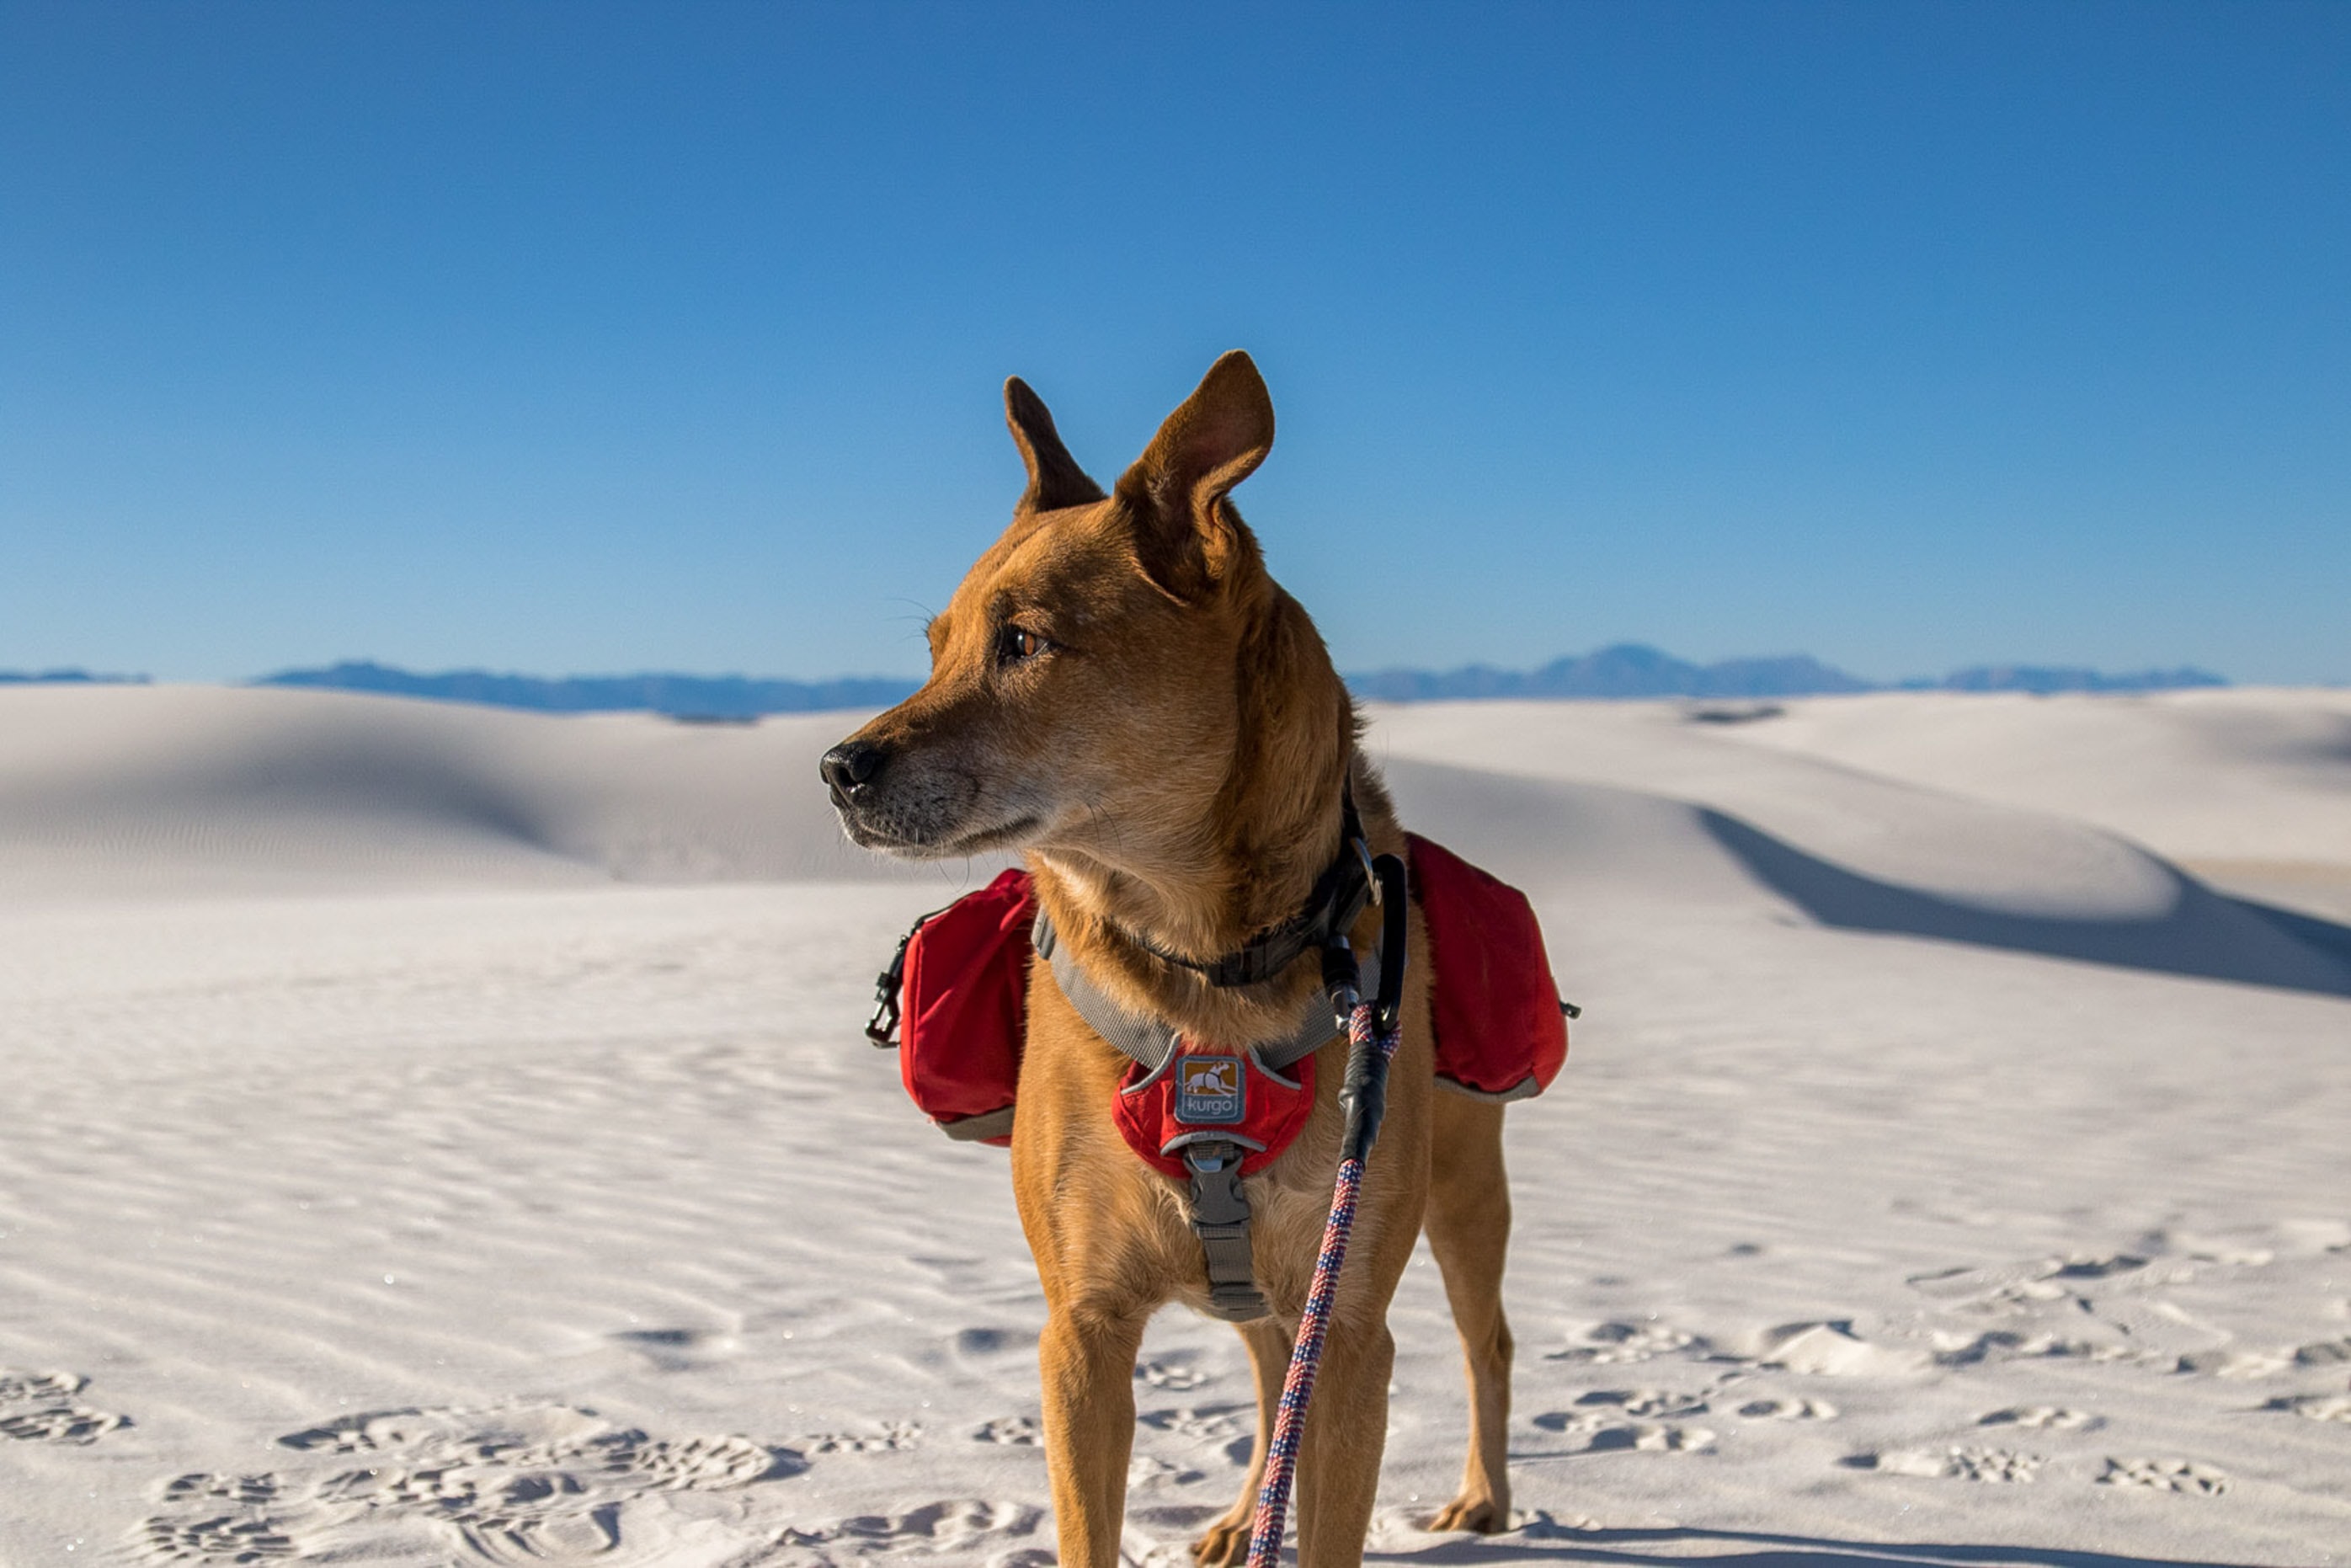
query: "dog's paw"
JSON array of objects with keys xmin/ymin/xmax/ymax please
[
  {"xmin": 1189, "ymin": 1514, "xmax": 1252, "ymax": 1566},
  {"xmin": 1427, "ymin": 1493, "xmax": 1507, "ymax": 1533}
]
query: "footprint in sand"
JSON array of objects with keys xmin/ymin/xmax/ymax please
[
  {"xmin": 1, "ymin": 1400, "xmax": 133, "ymax": 1444},
  {"xmin": 163, "ymin": 1475, "xmax": 285, "ymax": 1507},
  {"xmin": 622, "ymin": 1432, "xmax": 794, "ymax": 1488},
  {"xmin": 2175, "ymin": 1334, "xmax": 2351, "ymax": 1379},
  {"xmin": 2169, "ymin": 1346, "xmax": 2292, "ymax": 1378},
  {"xmin": 1978, "ymin": 1405, "xmax": 2098, "ymax": 1431},
  {"xmin": 2098, "ymin": 1457, "xmax": 2227, "ymax": 1494},
  {"xmin": 1735, "ymin": 1396, "xmax": 1838, "ymax": 1421},
  {"xmin": 608, "ymin": 1325, "xmax": 735, "ymax": 1373},
  {"xmin": 1126, "ymin": 1453, "xmax": 1208, "ymax": 1489},
  {"xmin": 1911, "ymin": 1245, "xmax": 2308, "ymax": 1379},
  {"xmin": 2050, "ymin": 1253, "xmax": 2152, "ymax": 1280},
  {"xmin": 1843, "ymin": 1446, "xmax": 2041, "ymax": 1482},
  {"xmin": 1529, "ymin": 1408, "xmax": 1716, "ymax": 1453},
  {"xmin": 135, "ymin": 1403, "xmax": 800, "ymax": 1564},
  {"xmin": 1135, "ymin": 1358, "xmax": 1212, "ymax": 1390},
  {"xmin": 781, "ymin": 1498, "xmax": 1044, "ymax": 1556},
  {"xmin": 1909, "ymin": 1251, "xmax": 2203, "ymax": 1368},
  {"xmin": 1139, "ymin": 1405, "xmax": 1248, "ymax": 1442},
  {"xmin": 1544, "ymin": 1320, "xmax": 1698, "ymax": 1365},
  {"xmin": 138, "ymin": 1513, "xmax": 302, "ymax": 1563},
  {"xmin": 0, "ymin": 1368, "xmax": 132, "ymax": 1446},
  {"xmin": 309, "ymin": 1460, "xmax": 482, "ymax": 1512},
  {"xmin": 1931, "ymin": 1330, "xmax": 2160, "ymax": 1369},
  {"xmin": 459, "ymin": 1505, "xmax": 629, "ymax": 1566},
  {"xmin": 974, "ymin": 1416, "xmax": 1040, "ymax": 1444},
  {"xmin": 277, "ymin": 1406, "xmax": 456, "ymax": 1456},
  {"xmin": 2262, "ymin": 1393, "xmax": 2351, "ymax": 1422},
  {"xmin": 1908, "ymin": 1266, "xmax": 2073, "ymax": 1313},
  {"xmin": 1572, "ymin": 1388, "xmax": 1711, "ymax": 1419},
  {"xmin": 803, "ymin": 1421, "xmax": 923, "ymax": 1453},
  {"xmin": 1597, "ymin": 1422, "xmax": 1715, "ymax": 1453},
  {"xmin": 1909, "ymin": 1251, "xmax": 2153, "ymax": 1305}
]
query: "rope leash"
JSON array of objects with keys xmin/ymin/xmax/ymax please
[{"xmin": 1245, "ymin": 999, "xmax": 1399, "ymax": 1568}]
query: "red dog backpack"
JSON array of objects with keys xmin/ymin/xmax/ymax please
[
  {"xmin": 869, "ymin": 868, "xmax": 1037, "ymax": 1144},
  {"xmin": 1404, "ymin": 834, "xmax": 1569, "ymax": 1101}
]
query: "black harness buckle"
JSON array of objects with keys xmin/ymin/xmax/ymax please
[
  {"xmin": 1181, "ymin": 1139, "xmax": 1271, "ymax": 1322},
  {"xmin": 865, "ymin": 915, "xmax": 934, "ymax": 1048}
]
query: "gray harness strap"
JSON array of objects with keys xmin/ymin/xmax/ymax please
[
  {"xmin": 1035, "ymin": 915, "xmax": 1181, "ymax": 1068},
  {"xmin": 1177, "ymin": 1139, "xmax": 1267, "ymax": 1320},
  {"xmin": 1035, "ymin": 915, "xmax": 1378, "ymax": 1072},
  {"xmin": 1033, "ymin": 912, "xmax": 1379, "ymax": 1323}
]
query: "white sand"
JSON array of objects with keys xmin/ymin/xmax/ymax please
[{"xmin": 2, "ymin": 685, "xmax": 2347, "ymax": 1565}]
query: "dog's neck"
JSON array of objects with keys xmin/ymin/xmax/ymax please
[
  {"xmin": 1027, "ymin": 585, "xmax": 1366, "ymax": 1043},
  {"xmin": 1033, "ymin": 781, "xmax": 1351, "ymax": 965}
]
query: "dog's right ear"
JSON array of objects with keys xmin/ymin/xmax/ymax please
[
  {"xmin": 1005, "ymin": 377, "xmax": 1106, "ymax": 514},
  {"xmin": 1113, "ymin": 350, "xmax": 1275, "ymax": 601}
]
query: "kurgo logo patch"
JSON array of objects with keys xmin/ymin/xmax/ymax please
[{"xmin": 1174, "ymin": 1055, "xmax": 1245, "ymax": 1125}]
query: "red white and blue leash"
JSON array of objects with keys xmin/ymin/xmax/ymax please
[
  {"xmin": 1245, "ymin": 998, "xmax": 1399, "ymax": 1567},
  {"xmin": 1246, "ymin": 848, "xmax": 1410, "ymax": 1568}
]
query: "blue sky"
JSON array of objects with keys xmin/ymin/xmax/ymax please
[{"xmin": 3, "ymin": 2, "xmax": 2345, "ymax": 685}]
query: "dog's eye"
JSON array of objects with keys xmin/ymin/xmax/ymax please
[{"xmin": 999, "ymin": 626, "xmax": 1048, "ymax": 664}]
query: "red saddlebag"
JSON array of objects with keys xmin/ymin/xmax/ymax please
[
  {"xmin": 1409, "ymin": 833, "xmax": 1570, "ymax": 1101},
  {"xmin": 889, "ymin": 868, "xmax": 1037, "ymax": 1144}
]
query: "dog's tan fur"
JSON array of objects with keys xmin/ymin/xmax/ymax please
[{"xmin": 829, "ymin": 353, "xmax": 1516, "ymax": 1568}]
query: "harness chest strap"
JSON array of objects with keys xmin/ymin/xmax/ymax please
[
  {"xmin": 1176, "ymin": 1139, "xmax": 1268, "ymax": 1321},
  {"xmin": 1034, "ymin": 911, "xmax": 1381, "ymax": 1324},
  {"xmin": 1033, "ymin": 914, "xmax": 1378, "ymax": 1075}
]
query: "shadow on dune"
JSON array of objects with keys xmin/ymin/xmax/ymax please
[
  {"xmin": 1700, "ymin": 809, "xmax": 2351, "ymax": 1000},
  {"xmin": 1373, "ymin": 1525, "xmax": 2270, "ymax": 1568},
  {"xmin": 187, "ymin": 736, "xmax": 561, "ymax": 847},
  {"xmin": 2233, "ymin": 894, "xmax": 2351, "ymax": 967}
]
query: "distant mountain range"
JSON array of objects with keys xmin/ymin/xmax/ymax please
[
  {"xmin": 1348, "ymin": 645, "xmax": 2229, "ymax": 702},
  {"xmin": 253, "ymin": 661, "xmax": 914, "ymax": 719},
  {"xmin": 221, "ymin": 649, "xmax": 2229, "ymax": 718},
  {"xmin": 0, "ymin": 668, "xmax": 150, "ymax": 685},
  {"xmin": 1351, "ymin": 647, "xmax": 1873, "ymax": 701}
]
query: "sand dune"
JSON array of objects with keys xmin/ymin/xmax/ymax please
[
  {"xmin": 0, "ymin": 685, "xmax": 941, "ymax": 896},
  {"xmin": 1705, "ymin": 687, "xmax": 2351, "ymax": 926},
  {"xmin": 1712, "ymin": 686, "xmax": 2351, "ymax": 868},
  {"xmin": 2, "ymin": 685, "xmax": 2348, "ymax": 1563}
]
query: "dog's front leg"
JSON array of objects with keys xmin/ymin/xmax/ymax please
[
  {"xmin": 1038, "ymin": 1303, "xmax": 1148, "ymax": 1568},
  {"xmin": 1293, "ymin": 1313, "xmax": 1397, "ymax": 1568}
]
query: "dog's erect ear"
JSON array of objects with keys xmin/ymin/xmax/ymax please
[
  {"xmin": 1005, "ymin": 377, "xmax": 1106, "ymax": 514},
  {"xmin": 1114, "ymin": 350, "xmax": 1275, "ymax": 600}
]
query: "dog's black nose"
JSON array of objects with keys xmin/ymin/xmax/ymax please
[{"xmin": 821, "ymin": 739, "xmax": 886, "ymax": 805}]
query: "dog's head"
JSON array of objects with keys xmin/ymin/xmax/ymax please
[{"xmin": 824, "ymin": 351, "xmax": 1329, "ymax": 883}]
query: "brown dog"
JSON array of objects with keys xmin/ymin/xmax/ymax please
[{"xmin": 824, "ymin": 352, "xmax": 1516, "ymax": 1568}]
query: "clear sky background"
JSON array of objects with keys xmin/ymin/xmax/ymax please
[{"xmin": 3, "ymin": 2, "xmax": 2345, "ymax": 685}]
